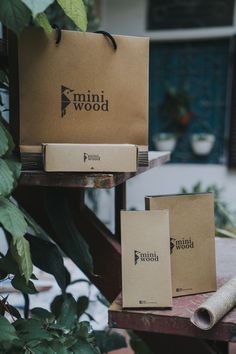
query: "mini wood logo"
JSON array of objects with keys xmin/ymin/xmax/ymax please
[
  {"xmin": 134, "ymin": 250, "xmax": 159, "ymax": 265},
  {"xmin": 61, "ymin": 85, "xmax": 109, "ymax": 117},
  {"xmin": 83, "ymin": 153, "xmax": 101, "ymax": 162},
  {"xmin": 170, "ymin": 237, "xmax": 194, "ymax": 254}
]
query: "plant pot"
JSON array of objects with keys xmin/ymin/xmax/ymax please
[
  {"xmin": 153, "ymin": 133, "xmax": 177, "ymax": 152},
  {"xmin": 191, "ymin": 134, "xmax": 215, "ymax": 156}
]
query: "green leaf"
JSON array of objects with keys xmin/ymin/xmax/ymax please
[
  {"xmin": 35, "ymin": 12, "xmax": 53, "ymax": 33},
  {"xmin": 31, "ymin": 273, "xmax": 38, "ymax": 280},
  {"xmin": 45, "ymin": 342, "xmax": 69, "ymax": 354},
  {"xmin": 5, "ymin": 303, "xmax": 21, "ymax": 319},
  {"xmin": 21, "ymin": 208, "xmax": 50, "ymax": 241},
  {"xmin": 44, "ymin": 189, "xmax": 93, "ymax": 274},
  {"xmin": 51, "ymin": 293, "xmax": 75, "ymax": 318},
  {"xmin": 76, "ymin": 321, "xmax": 91, "ymax": 339},
  {"xmin": 0, "ymin": 197, "xmax": 28, "ymax": 240},
  {"xmin": 56, "ymin": 294, "xmax": 77, "ymax": 329},
  {"xmin": 31, "ymin": 308, "xmax": 55, "ymax": 322},
  {"xmin": 129, "ymin": 331, "xmax": 154, "ymax": 354},
  {"xmin": 57, "ymin": 0, "xmax": 87, "ymax": 31},
  {"xmin": 5, "ymin": 157, "xmax": 22, "ymax": 183},
  {"xmin": 0, "ymin": 82, "xmax": 8, "ymax": 91},
  {"xmin": 0, "ymin": 315, "xmax": 18, "ymax": 342},
  {"xmin": 0, "ymin": 158, "xmax": 15, "ymax": 196},
  {"xmin": 0, "ymin": 250, "xmax": 19, "ymax": 275},
  {"xmin": 72, "ymin": 339, "xmax": 99, "ymax": 354},
  {"xmin": 30, "ymin": 344, "xmax": 55, "ymax": 354},
  {"xmin": 0, "ymin": 301, "xmax": 5, "ymax": 316},
  {"xmin": 77, "ymin": 296, "xmax": 89, "ymax": 318},
  {"xmin": 14, "ymin": 318, "xmax": 51, "ymax": 342},
  {"xmin": 0, "ymin": 0, "xmax": 31, "ymax": 35},
  {"xmin": 11, "ymin": 237, "xmax": 33, "ymax": 282},
  {"xmin": 51, "ymin": 294, "xmax": 65, "ymax": 318},
  {"xmin": 0, "ymin": 121, "xmax": 9, "ymax": 157},
  {"xmin": 0, "ymin": 70, "xmax": 9, "ymax": 87},
  {"xmin": 21, "ymin": 0, "xmax": 54, "ymax": 17},
  {"xmin": 216, "ymin": 227, "xmax": 236, "ymax": 238},
  {"xmin": 94, "ymin": 331, "xmax": 127, "ymax": 353},
  {"xmin": 0, "ymin": 119, "xmax": 15, "ymax": 155},
  {"xmin": 25, "ymin": 234, "xmax": 70, "ymax": 292},
  {"xmin": 63, "ymin": 336, "xmax": 78, "ymax": 348},
  {"xmin": 11, "ymin": 275, "xmax": 37, "ymax": 294}
]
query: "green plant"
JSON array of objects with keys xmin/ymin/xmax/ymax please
[
  {"xmin": 0, "ymin": 1, "xmax": 114, "ymax": 353},
  {"xmin": 0, "ymin": 292, "xmax": 127, "ymax": 353},
  {"xmin": 0, "ymin": 3, "xmax": 153, "ymax": 353},
  {"xmin": 192, "ymin": 133, "xmax": 210, "ymax": 141},
  {"xmin": 0, "ymin": 0, "xmax": 88, "ymax": 35},
  {"xmin": 161, "ymin": 86, "xmax": 192, "ymax": 130},
  {"xmin": 181, "ymin": 182, "xmax": 236, "ymax": 238}
]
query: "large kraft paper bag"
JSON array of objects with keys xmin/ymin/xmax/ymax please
[{"xmin": 18, "ymin": 28, "xmax": 149, "ymax": 149}]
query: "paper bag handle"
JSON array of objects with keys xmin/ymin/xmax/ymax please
[
  {"xmin": 94, "ymin": 30, "xmax": 117, "ymax": 51},
  {"xmin": 52, "ymin": 24, "xmax": 62, "ymax": 45},
  {"xmin": 52, "ymin": 25, "xmax": 117, "ymax": 51}
]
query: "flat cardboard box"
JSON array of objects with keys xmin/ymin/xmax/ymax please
[
  {"xmin": 19, "ymin": 144, "xmax": 148, "ymax": 170},
  {"xmin": 121, "ymin": 210, "xmax": 172, "ymax": 308},
  {"xmin": 43, "ymin": 143, "xmax": 138, "ymax": 172},
  {"xmin": 145, "ymin": 193, "xmax": 217, "ymax": 297}
]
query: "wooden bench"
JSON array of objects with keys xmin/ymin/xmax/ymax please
[{"xmin": 109, "ymin": 237, "xmax": 236, "ymax": 353}]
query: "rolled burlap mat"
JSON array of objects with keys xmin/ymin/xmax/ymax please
[{"xmin": 191, "ymin": 276, "xmax": 236, "ymax": 330}]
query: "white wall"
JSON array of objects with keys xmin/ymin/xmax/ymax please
[
  {"xmin": 100, "ymin": 0, "xmax": 236, "ymax": 211},
  {"xmin": 127, "ymin": 164, "xmax": 236, "ymax": 211}
]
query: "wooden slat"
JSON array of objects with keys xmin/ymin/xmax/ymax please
[
  {"xmin": 0, "ymin": 38, "xmax": 8, "ymax": 66},
  {"xmin": 109, "ymin": 238, "xmax": 236, "ymax": 343},
  {"xmin": 19, "ymin": 152, "xmax": 170, "ymax": 188},
  {"xmin": 8, "ymin": 31, "xmax": 20, "ymax": 146}
]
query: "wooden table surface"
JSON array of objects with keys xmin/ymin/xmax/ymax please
[
  {"xmin": 19, "ymin": 151, "xmax": 170, "ymax": 188},
  {"xmin": 109, "ymin": 237, "xmax": 236, "ymax": 342}
]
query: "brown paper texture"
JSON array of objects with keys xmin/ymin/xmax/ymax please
[
  {"xmin": 43, "ymin": 143, "xmax": 137, "ymax": 172},
  {"xmin": 145, "ymin": 193, "xmax": 216, "ymax": 297},
  {"xmin": 18, "ymin": 29, "xmax": 149, "ymax": 147},
  {"xmin": 121, "ymin": 210, "xmax": 172, "ymax": 308},
  {"xmin": 191, "ymin": 277, "xmax": 236, "ymax": 330}
]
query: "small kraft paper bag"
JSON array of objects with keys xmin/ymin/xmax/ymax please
[
  {"xmin": 145, "ymin": 193, "xmax": 217, "ymax": 297},
  {"xmin": 18, "ymin": 28, "xmax": 149, "ymax": 152},
  {"xmin": 121, "ymin": 210, "xmax": 172, "ymax": 308}
]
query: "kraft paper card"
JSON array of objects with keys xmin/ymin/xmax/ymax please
[
  {"xmin": 145, "ymin": 193, "xmax": 217, "ymax": 297},
  {"xmin": 121, "ymin": 210, "xmax": 172, "ymax": 308}
]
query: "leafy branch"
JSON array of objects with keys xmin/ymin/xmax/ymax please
[
  {"xmin": 0, "ymin": 0, "xmax": 88, "ymax": 35},
  {"xmin": 0, "ymin": 2, "xmax": 147, "ymax": 353}
]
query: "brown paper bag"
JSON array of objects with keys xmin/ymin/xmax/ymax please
[{"xmin": 18, "ymin": 28, "xmax": 149, "ymax": 150}]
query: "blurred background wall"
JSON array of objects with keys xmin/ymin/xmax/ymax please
[{"xmin": 98, "ymin": 0, "xmax": 236, "ymax": 212}]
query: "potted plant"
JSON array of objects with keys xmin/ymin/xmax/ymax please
[
  {"xmin": 190, "ymin": 121, "xmax": 216, "ymax": 156},
  {"xmin": 153, "ymin": 132, "xmax": 177, "ymax": 152},
  {"xmin": 161, "ymin": 86, "xmax": 193, "ymax": 130},
  {"xmin": 191, "ymin": 133, "xmax": 215, "ymax": 156}
]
